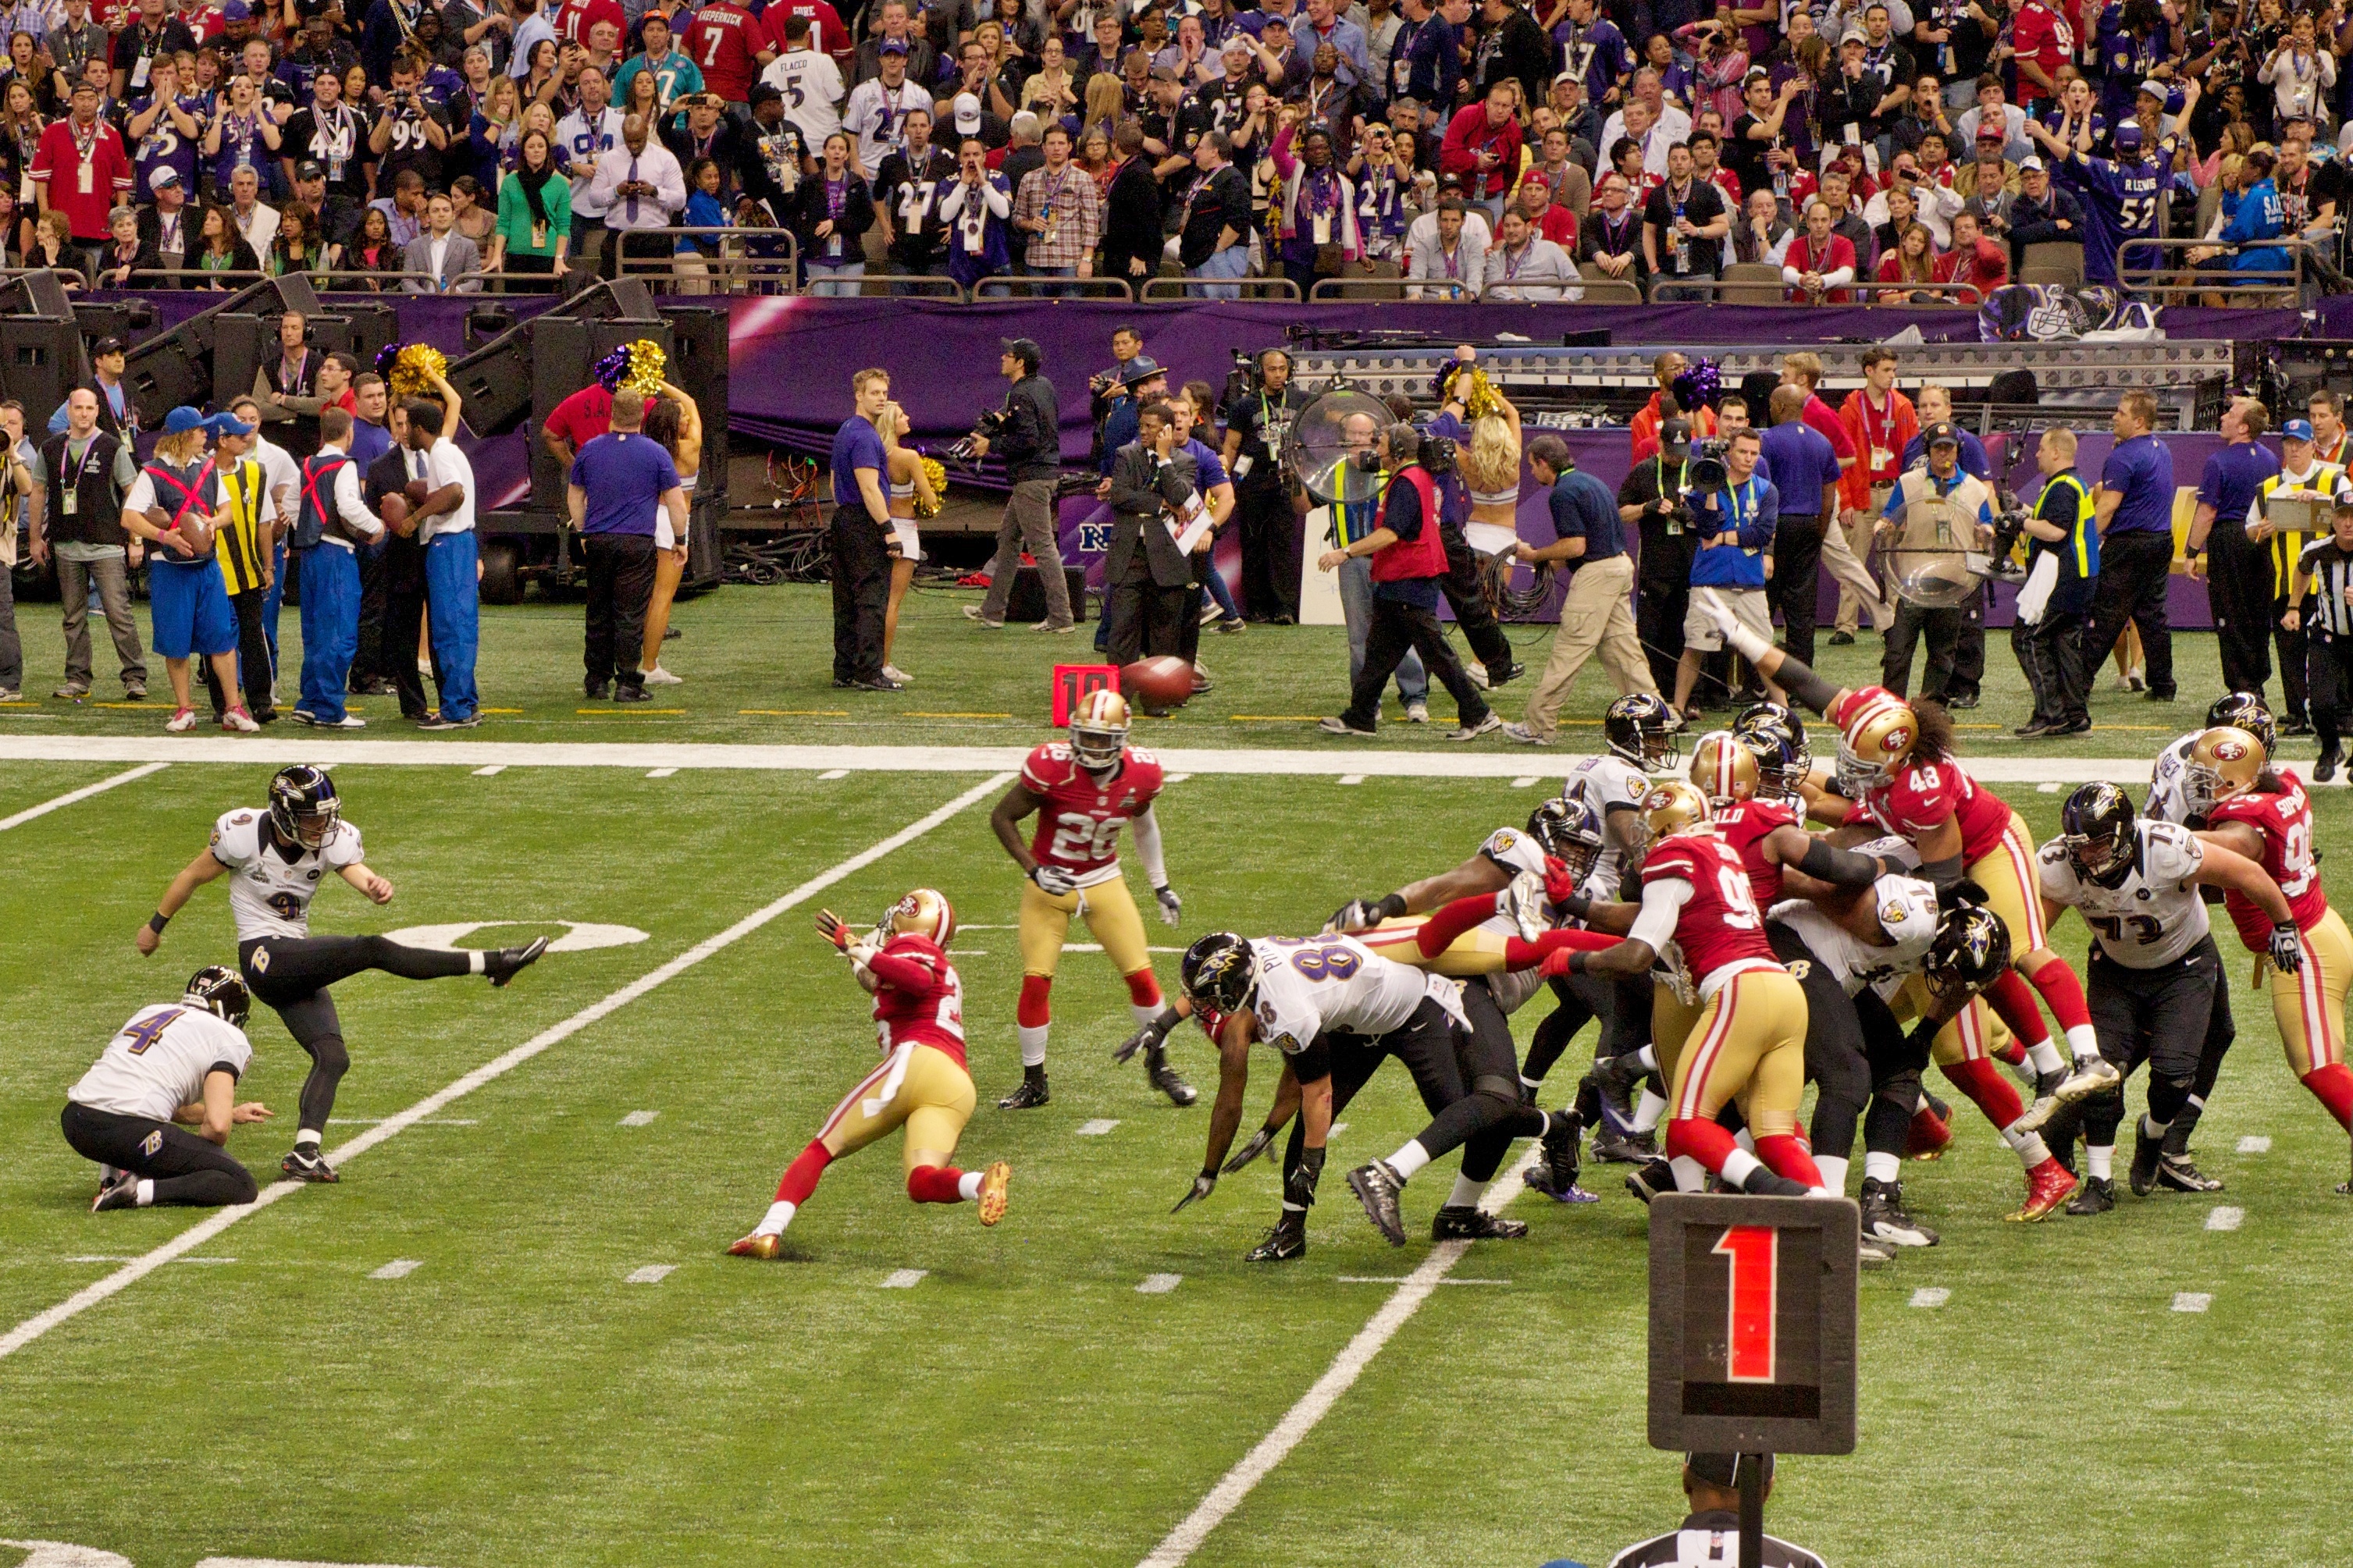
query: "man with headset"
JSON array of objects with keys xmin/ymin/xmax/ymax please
[{"xmin": 1589, "ymin": 1453, "xmax": 1828, "ymax": 1568}]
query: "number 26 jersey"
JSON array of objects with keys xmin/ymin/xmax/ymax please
[
  {"xmin": 208, "ymin": 808, "xmax": 365, "ymax": 941},
  {"xmin": 1022, "ymin": 743, "xmax": 1164, "ymax": 890}
]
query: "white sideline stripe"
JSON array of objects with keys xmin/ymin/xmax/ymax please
[
  {"xmin": 2205, "ymin": 1206, "xmax": 2244, "ymax": 1232},
  {"xmin": 471, "ymin": 765, "xmax": 504, "ymax": 776},
  {"xmin": 1137, "ymin": 1273, "xmax": 1183, "ymax": 1294},
  {"xmin": 369, "ymin": 1259, "xmax": 424, "ymax": 1280},
  {"xmin": 193, "ymin": 1559, "xmax": 440, "ymax": 1567},
  {"xmin": 1075, "ymin": 1119, "xmax": 1120, "ymax": 1136},
  {"xmin": 2237, "ymin": 1136, "xmax": 2272, "ymax": 1154},
  {"xmin": 880, "ymin": 1268, "xmax": 927, "ymax": 1289},
  {"xmin": 646, "ymin": 767, "xmax": 677, "ymax": 777},
  {"xmin": 620, "ymin": 1110, "xmax": 659, "ymax": 1126},
  {"xmin": 0, "ymin": 735, "xmax": 2182, "ymax": 784},
  {"xmin": 0, "ymin": 762, "xmax": 167, "ymax": 832},
  {"xmin": 1335, "ymin": 1276, "xmax": 1510, "ymax": 1285},
  {"xmin": 625, "ymin": 1265, "xmax": 675, "ymax": 1285},
  {"xmin": 0, "ymin": 772, "xmax": 1015, "ymax": 1365},
  {"xmin": 2173, "ymin": 1292, "xmax": 2213, "ymax": 1313},
  {"xmin": 1134, "ymin": 1146, "xmax": 1539, "ymax": 1568},
  {"xmin": 1910, "ymin": 1288, "xmax": 1951, "ymax": 1309}
]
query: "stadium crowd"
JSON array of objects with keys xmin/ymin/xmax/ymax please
[{"xmin": 0, "ymin": 0, "xmax": 2333, "ymax": 293}]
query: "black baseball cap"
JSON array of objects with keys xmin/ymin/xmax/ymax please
[
  {"xmin": 92, "ymin": 335, "xmax": 126, "ymax": 357},
  {"xmin": 1002, "ymin": 336, "xmax": 1041, "ymax": 366},
  {"xmin": 295, "ymin": 159, "xmax": 326, "ymax": 180},
  {"xmin": 1924, "ymin": 421, "xmax": 1960, "ymax": 447},
  {"xmin": 1688, "ymin": 1453, "xmax": 1774, "ymax": 1488},
  {"xmin": 1660, "ymin": 418, "xmax": 1693, "ymax": 450}
]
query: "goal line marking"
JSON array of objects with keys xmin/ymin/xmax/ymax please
[{"xmin": 0, "ymin": 772, "xmax": 1015, "ymax": 1365}]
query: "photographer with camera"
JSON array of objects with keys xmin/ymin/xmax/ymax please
[
  {"xmin": 965, "ymin": 337, "xmax": 1076, "ymax": 634},
  {"xmin": 1223, "ymin": 348, "xmax": 1303, "ymax": 624},
  {"xmin": 1668, "ymin": 426, "xmax": 1783, "ymax": 721},
  {"xmin": 1878, "ymin": 421, "xmax": 1995, "ymax": 704},
  {"xmin": 1619, "ymin": 417, "xmax": 1699, "ymax": 699}
]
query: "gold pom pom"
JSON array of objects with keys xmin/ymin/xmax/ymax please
[
  {"xmin": 388, "ymin": 343, "xmax": 448, "ymax": 402},
  {"xmin": 1460, "ymin": 366, "xmax": 1505, "ymax": 423},
  {"xmin": 916, "ymin": 457, "xmax": 946, "ymax": 517},
  {"xmin": 623, "ymin": 340, "xmax": 667, "ymax": 397}
]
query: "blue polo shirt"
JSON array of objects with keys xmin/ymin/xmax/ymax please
[
  {"xmin": 1546, "ymin": 468, "xmax": 1622, "ymax": 562},
  {"xmin": 351, "ymin": 416, "xmax": 393, "ymax": 468},
  {"xmin": 2102, "ymin": 432, "xmax": 2175, "ymax": 536},
  {"xmin": 831, "ymin": 414, "xmax": 888, "ymax": 515},
  {"xmin": 571, "ymin": 431, "xmax": 681, "ymax": 536},
  {"xmin": 2196, "ymin": 439, "xmax": 2280, "ymax": 529},
  {"xmin": 1757, "ymin": 421, "xmax": 1842, "ymax": 520}
]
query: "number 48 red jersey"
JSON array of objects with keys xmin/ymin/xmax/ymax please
[
  {"xmin": 1642, "ymin": 832, "xmax": 1777, "ymax": 982},
  {"xmin": 1022, "ymin": 744, "xmax": 1165, "ymax": 889}
]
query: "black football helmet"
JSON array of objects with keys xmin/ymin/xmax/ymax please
[
  {"xmin": 268, "ymin": 764, "xmax": 340, "ymax": 850},
  {"xmin": 2206, "ymin": 692, "xmax": 2276, "ymax": 760},
  {"xmin": 2059, "ymin": 781, "xmax": 2139, "ymax": 886},
  {"xmin": 1921, "ymin": 904, "xmax": 2011, "ymax": 1008},
  {"xmin": 1527, "ymin": 792, "xmax": 1606, "ymax": 891},
  {"xmin": 1180, "ymin": 932, "xmax": 1258, "ymax": 1016},
  {"xmin": 1603, "ymin": 692, "xmax": 1679, "ymax": 771},
  {"xmin": 1734, "ymin": 704, "xmax": 1811, "ymax": 802},
  {"xmin": 184, "ymin": 965, "xmax": 251, "ymax": 1029}
]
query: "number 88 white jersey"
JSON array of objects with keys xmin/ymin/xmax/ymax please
[
  {"xmin": 2035, "ymin": 820, "xmax": 2209, "ymax": 969},
  {"xmin": 1248, "ymin": 936, "xmax": 1458, "ymax": 1056},
  {"xmin": 208, "ymin": 808, "xmax": 365, "ymax": 942}
]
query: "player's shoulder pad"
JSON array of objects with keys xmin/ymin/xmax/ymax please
[
  {"xmin": 321, "ymin": 820, "xmax": 364, "ymax": 866},
  {"xmin": 1642, "ymin": 838, "xmax": 1702, "ymax": 880},
  {"xmin": 1124, "ymin": 748, "xmax": 1165, "ymax": 794},
  {"xmin": 1020, "ymin": 742, "xmax": 1074, "ymax": 791},
  {"xmin": 211, "ymin": 809, "xmax": 261, "ymax": 863},
  {"xmin": 1480, "ymin": 825, "xmax": 1543, "ymax": 873},
  {"xmin": 2144, "ymin": 820, "xmax": 2203, "ymax": 874}
]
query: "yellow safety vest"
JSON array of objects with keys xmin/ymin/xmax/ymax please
[
  {"xmin": 213, "ymin": 457, "xmax": 269, "ymax": 598},
  {"xmin": 2255, "ymin": 460, "xmax": 2346, "ymax": 601},
  {"xmin": 2034, "ymin": 471, "xmax": 2095, "ymax": 578}
]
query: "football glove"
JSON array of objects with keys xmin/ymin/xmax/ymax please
[
  {"xmin": 1221, "ymin": 1123, "xmax": 1278, "ymax": 1174},
  {"xmin": 2270, "ymin": 922, "xmax": 2305, "ymax": 974},
  {"xmin": 1172, "ymin": 1170, "xmax": 1217, "ymax": 1212},
  {"xmin": 1155, "ymin": 885, "xmax": 1182, "ymax": 926},
  {"xmin": 1113, "ymin": 1006, "xmax": 1180, "ymax": 1064},
  {"xmin": 1031, "ymin": 864, "xmax": 1079, "ymax": 895},
  {"xmin": 814, "ymin": 908, "xmax": 852, "ymax": 950}
]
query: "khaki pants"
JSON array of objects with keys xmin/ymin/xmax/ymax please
[
  {"xmin": 1832, "ymin": 488, "xmax": 1893, "ymax": 634},
  {"xmin": 979, "ymin": 478, "xmax": 1073, "ymax": 628},
  {"xmin": 1520, "ymin": 554, "xmax": 1653, "ymax": 739}
]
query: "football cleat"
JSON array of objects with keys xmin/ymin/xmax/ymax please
[
  {"xmin": 91, "ymin": 1171, "xmax": 138, "ymax": 1212},
  {"xmin": 726, "ymin": 1231, "xmax": 783, "ymax": 1259},
  {"xmin": 2129, "ymin": 1122, "xmax": 2166, "ymax": 1197},
  {"xmin": 1431, "ymin": 1206, "xmax": 1529, "ymax": 1239},
  {"xmin": 281, "ymin": 1148, "xmax": 340, "ymax": 1183},
  {"xmin": 1625, "ymin": 1157, "xmax": 1677, "ymax": 1205},
  {"xmin": 1346, "ymin": 1159, "xmax": 1409, "ymax": 1245},
  {"xmin": 1537, "ymin": 1109, "xmax": 1584, "ymax": 1193},
  {"xmin": 1502, "ymin": 867, "xmax": 1550, "ymax": 942},
  {"xmin": 485, "ymin": 936, "xmax": 550, "ymax": 987},
  {"xmin": 1144, "ymin": 1044, "xmax": 1198, "ymax": 1107},
  {"xmin": 2156, "ymin": 1153, "xmax": 2224, "ymax": 1193},
  {"xmin": 1858, "ymin": 1234, "xmax": 1898, "ymax": 1269},
  {"xmin": 1591, "ymin": 1123, "xmax": 1657, "ymax": 1164},
  {"xmin": 996, "ymin": 1073, "xmax": 1051, "ymax": 1110},
  {"xmin": 1859, "ymin": 1177, "xmax": 1939, "ymax": 1246},
  {"xmin": 1905, "ymin": 1101, "xmax": 1952, "ymax": 1161},
  {"xmin": 1524, "ymin": 1166, "xmax": 1598, "ymax": 1204},
  {"xmin": 1245, "ymin": 1213, "xmax": 1307, "ymax": 1262},
  {"xmin": 977, "ymin": 1161, "xmax": 1011, "ymax": 1226},
  {"xmin": 1591, "ymin": 1049, "xmax": 1650, "ymax": 1107},
  {"xmin": 2065, "ymin": 1174, "xmax": 2116, "ymax": 1215},
  {"xmin": 2008, "ymin": 1156, "xmax": 2079, "ymax": 1221},
  {"xmin": 2013, "ymin": 1054, "xmax": 2121, "ymax": 1133}
]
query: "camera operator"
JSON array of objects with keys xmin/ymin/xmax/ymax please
[
  {"xmin": 1620, "ymin": 417, "xmax": 1699, "ymax": 700},
  {"xmin": 368, "ymin": 54, "xmax": 451, "ymax": 194},
  {"xmin": 1222, "ymin": 347, "xmax": 1301, "ymax": 624},
  {"xmin": 966, "ymin": 337, "xmax": 1076, "ymax": 633},
  {"xmin": 1669, "ymin": 426, "xmax": 1783, "ymax": 720},
  {"xmin": 1878, "ymin": 421, "xmax": 1995, "ymax": 703},
  {"xmin": 1088, "ymin": 325, "xmax": 1147, "ymax": 471}
]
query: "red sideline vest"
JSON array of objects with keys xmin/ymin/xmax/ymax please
[{"xmin": 1369, "ymin": 464, "xmax": 1445, "ymax": 583}]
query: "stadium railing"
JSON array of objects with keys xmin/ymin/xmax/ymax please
[
  {"xmin": 1308, "ymin": 276, "xmax": 1472, "ymax": 300},
  {"xmin": 1138, "ymin": 276, "xmax": 1303, "ymax": 300},
  {"xmin": 1643, "ymin": 276, "xmax": 1987, "ymax": 306},
  {"xmin": 612, "ymin": 227, "xmax": 799, "ymax": 295},
  {"xmin": 2116, "ymin": 233, "xmax": 2316, "ymax": 305}
]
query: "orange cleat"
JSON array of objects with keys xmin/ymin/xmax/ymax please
[
  {"xmin": 727, "ymin": 1231, "xmax": 783, "ymax": 1259},
  {"xmin": 2006, "ymin": 1156, "xmax": 2078, "ymax": 1222},
  {"xmin": 977, "ymin": 1161, "xmax": 1012, "ymax": 1226},
  {"xmin": 1905, "ymin": 1103, "xmax": 1952, "ymax": 1161}
]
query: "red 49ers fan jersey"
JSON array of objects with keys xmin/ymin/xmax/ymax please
[
  {"xmin": 1641, "ymin": 832, "xmax": 1777, "ymax": 983},
  {"xmin": 2209, "ymin": 781, "xmax": 2329, "ymax": 950},
  {"xmin": 1856, "ymin": 756, "xmax": 2013, "ymax": 865},
  {"xmin": 863, "ymin": 933, "xmax": 967, "ymax": 1065},
  {"xmin": 1021, "ymin": 744, "xmax": 1165, "ymax": 889}
]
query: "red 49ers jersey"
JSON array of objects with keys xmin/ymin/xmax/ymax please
[
  {"xmin": 1642, "ymin": 832, "xmax": 1776, "ymax": 983},
  {"xmin": 2209, "ymin": 782, "xmax": 2329, "ymax": 951},
  {"xmin": 1713, "ymin": 798, "xmax": 1797, "ymax": 908},
  {"xmin": 866, "ymin": 933, "xmax": 967, "ymax": 1066},
  {"xmin": 1856, "ymin": 756, "xmax": 2013, "ymax": 865},
  {"xmin": 1022, "ymin": 743, "xmax": 1165, "ymax": 889}
]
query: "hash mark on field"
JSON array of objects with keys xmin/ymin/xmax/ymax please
[
  {"xmin": 1137, "ymin": 1274, "xmax": 1183, "ymax": 1294},
  {"xmin": 1337, "ymin": 774, "xmax": 1365, "ymax": 785},
  {"xmin": 646, "ymin": 767, "xmax": 678, "ymax": 777},
  {"xmin": 1910, "ymin": 1288, "xmax": 1951, "ymax": 1308},
  {"xmin": 880, "ymin": 1269, "xmax": 927, "ymax": 1289},
  {"xmin": 818, "ymin": 768, "xmax": 849, "ymax": 779},
  {"xmin": 1511, "ymin": 775, "xmax": 1540, "ymax": 788},
  {"xmin": 2036, "ymin": 780, "xmax": 2063, "ymax": 793},
  {"xmin": 2237, "ymin": 1136, "xmax": 2271, "ymax": 1154},
  {"xmin": 2173, "ymin": 1292, "xmax": 2212, "ymax": 1313},
  {"xmin": 369, "ymin": 1259, "xmax": 424, "ymax": 1280},
  {"xmin": 472, "ymin": 765, "xmax": 505, "ymax": 776},
  {"xmin": 1164, "ymin": 773, "xmax": 1191, "ymax": 784},
  {"xmin": 1076, "ymin": 1119, "xmax": 1120, "ymax": 1136},
  {"xmin": 2206, "ymin": 1206, "xmax": 2244, "ymax": 1232},
  {"xmin": 625, "ymin": 1265, "xmax": 675, "ymax": 1285},
  {"xmin": 619, "ymin": 1110, "xmax": 659, "ymax": 1126},
  {"xmin": 0, "ymin": 762, "xmax": 169, "ymax": 833}
]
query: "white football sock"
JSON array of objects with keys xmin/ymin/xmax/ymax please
[
  {"xmin": 1670, "ymin": 1154, "xmax": 1707, "ymax": 1192},
  {"xmin": 1631, "ymin": 1087, "xmax": 1668, "ymax": 1135},
  {"xmin": 957, "ymin": 1171, "xmax": 982, "ymax": 1201},
  {"xmin": 1721, "ymin": 1148, "xmax": 1764, "ymax": 1191},
  {"xmin": 1863, "ymin": 1151, "xmax": 1902, "ymax": 1186},
  {"xmin": 2027, "ymin": 1038, "xmax": 2066, "ymax": 1076},
  {"xmin": 756, "ymin": 1199, "xmax": 796, "ymax": 1236},
  {"xmin": 1998, "ymin": 1118, "xmax": 2046, "ymax": 1164},
  {"xmin": 468, "ymin": 950, "xmax": 487, "ymax": 974},
  {"xmin": 135, "ymin": 1179, "xmax": 155, "ymax": 1207},
  {"xmin": 2086, "ymin": 1145, "xmax": 2114, "ymax": 1181},
  {"xmin": 2141, "ymin": 1112, "xmax": 2170, "ymax": 1139},
  {"xmin": 1447, "ymin": 1173, "xmax": 1489, "ymax": 1208},
  {"xmin": 1130, "ymin": 1001, "xmax": 1162, "ymax": 1028},
  {"xmin": 1385, "ymin": 1139, "xmax": 1432, "ymax": 1181},
  {"xmin": 1018, "ymin": 1025, "xmax": 1049, "ymax": 1069},
  {"xmin": 294, "ymin": 1129, "xmax": 322, "ymax": 1150},
  {"xmin": 1635, "ymin": 1044, "xmax": 1659, "ymax": 1072},
  {"xmin": 2065, "ymin": 1024, "xmax": 2100, "ymax": 1061},
  {"xmin": 1520, "ymin": 1073, "xmax": 1543, "ymax": 1094},
  {"xmin": 1814, "ymin": 1155, "xmax": 1849, "ymax": 1196}
]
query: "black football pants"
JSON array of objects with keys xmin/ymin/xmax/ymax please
[
  {"xmin": 62, "ymin": 1102, "xmax": 258, "ymax": 1207},
  {"xmin": 239, "ymin": 933, "xmax": 475, "ymax": 1133},
  {"xmin": 2081, "ymin": 936, "xmax": 2234, "ymax": 1146}
]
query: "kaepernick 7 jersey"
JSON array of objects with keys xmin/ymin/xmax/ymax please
[
  {"xmin": 1635, "ymin": 833, "xmax": 1777, "ymax": 992},
  {"xmin": 1248, "ymin": 935, "xmax": 1458, "ymax": 1057},
  {"xmin": 208, "ymin": 808, "xmax": 365, "ymax": 941},
  {"xmin": 1714, "ymin": 797, "xmax": 1797, "ymax": 908},
  {"xmin": 1851, "ymin": 756, "xmax": 2013, "ymax": 864},
  {"xmin": 2037, "ymin": 820, "xmax": 2211, "ymax": 969},
  {"xmin": 2209, "ymin": 781, "xmax": 2328, "ymax": 950},
  {"xmin": 1022, "ymin": 743, "xmax": 1164, "ymax": 890},
  {"xmin": 860, "ymin": 933, "xmax": 966, "ymax": 1066}
]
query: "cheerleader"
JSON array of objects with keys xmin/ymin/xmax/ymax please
[{"xmin": 877, "ymin": 400, "xmax": 938, "ymax": 687}]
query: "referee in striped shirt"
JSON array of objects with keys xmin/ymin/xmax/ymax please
[
  {"xmin": 1595, "ymin": 1453, "xmax": 1828, "ymax": 1568},
  {"xmin": 2287, "ymin": 497, "xmax": 2353, "ymax": 781}
]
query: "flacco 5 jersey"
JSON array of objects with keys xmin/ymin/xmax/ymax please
[
  {"xmin": 1248, "ymin": 935, "xmax": 1461, "ymax": 1057},
  {"xmin": 1851, "ymin": 756, "xmax": 2013, "ymax": 865},
  {"xmin": 2035, "ymin": 820, "xmax": 2210, "ymax": 968},
  {"xmin": 1769, "ymin": 874, "xmax": 1941, "ymax": 998},
  {"xmin": 1565, "ymin": 752, "xmax": 1648, "ymax": 894},
  {"xmin": 1714, "ymin": 798, "xmax": 1797, "ymax": 908},
  {"xmin": 1021, "ymin": 743, "xmax": 1164, "ymax": 890},
  {"xmin": 2209, "ymin": 781, "xmax": 2328, "ymax": 950},
  {"xmin": 208, "ymin": 808, "xmax": 365, "ymax": 941},
  {"xmin": 1639, "ymin": 832, "xmax": 1777, "ymax": 990},
  {"xmin": 860, "ymin": 932, "xmax": 966, "ymax": 1065}
]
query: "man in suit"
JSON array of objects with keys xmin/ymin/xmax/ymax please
[
  {"xmin": 358, "ymin": 401, "xmax": 435, "ymax": 722},
  {"xmin": 400, "ymin": 192, "xmax": 482, "ymax": 293},
  {"xmin": 1103, "ymin": 400, "xmax": 1201, "ymax": 677}
]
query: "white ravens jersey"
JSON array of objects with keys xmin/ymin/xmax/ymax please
[
  {"xmin": 1473, "ymin": 826, "xmax": 1547, "ymax": 1015},
  {"xmin": 1565, "ymin": 753, "xmax": 1648, "ymax": 894},
  {"xmin": 1248, "ymin": 935, "xmax": 1459, "ymax": 1056},
  {"xmin": 1769, "ymin": 874, "xmax": 1940, "ymax": 997},
  {"xmin": 2144, "ymin": 732, "xmax": 2198, "ymax": 823},
  {"xmin": 2036, "ymin": 820, "xmax": 2210, "ymax": 969},
  {"xmin": 69, "ymin": 1003, "xmax": 253, "ymax": 1123},
  {"xmin": 208, "ymin": 808, "xmax": 365, "ymax": 941}
]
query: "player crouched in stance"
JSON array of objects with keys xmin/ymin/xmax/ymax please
[
  {"xmin": 989, "ymin": 689, "xmax": 1194, "ymax": 1110},
  {"xmin": 69, "ymin": 968, "xmax": 276, "ymax": 1212},
  {"xmin": 137, "ymin": 765, "xmax": 547, "ymax": 1183},
  {"xmin": 728, "ymin": 890, "xmax": 1010, "ymax": 1257}
]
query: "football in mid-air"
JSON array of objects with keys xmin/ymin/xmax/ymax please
[{"xmin": 1121, "ymin": 656, "xmax": 1194, "ymax": 713}]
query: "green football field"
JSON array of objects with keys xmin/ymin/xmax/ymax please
[{"xmin": 2, "ymin": 593, "xmax": 2350, "ymax": 1568}]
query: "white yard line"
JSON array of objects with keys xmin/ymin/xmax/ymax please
[
  {"xmin": 625, "ymin": 1265, "xmax": 675, "ymax": 1285},
  {"xmin": 0, "ymin": 762, "xmax": 167, "ymax": 833},
  {"xmin": 1134, "ymin": 1147, "xmax": 1539, "ymax": 1568},
  {"xmin": 0, "ymin": 735, "xmax": 2178, "ymax": 784},
  {"xmin": 880, "ymin": 1268, "xmax": 927, "ymax": 1289},
  {"xmin": 0, "ymin": 773, "xmax": 1014, "ymax": 1365}
]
